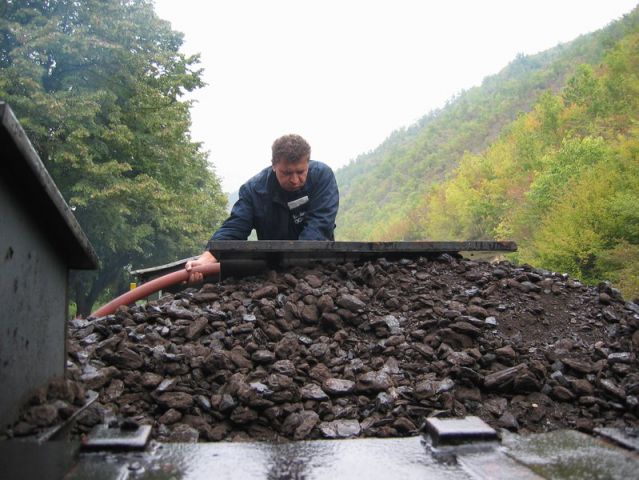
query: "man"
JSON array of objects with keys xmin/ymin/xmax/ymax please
[{"xmin": 185, "ymin": 134, "xmax": 339, "ymax": 282}]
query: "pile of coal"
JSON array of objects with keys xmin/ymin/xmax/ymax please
[
  {"xmin": 1, "ymin": 377, "xmax": 87, "ymax": 439},
  {"xmin": 8, "ymin": 254, "xmax": 639, "ymax": 442}
]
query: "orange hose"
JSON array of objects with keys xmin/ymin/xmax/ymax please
[{"xmin": 91, "ymin": 262, "xmax": 220, "ymax": 318}]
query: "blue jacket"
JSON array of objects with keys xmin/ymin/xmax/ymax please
[{"xmin": 207, "ymin": 160, "xmax": 339, "ymax": 247}]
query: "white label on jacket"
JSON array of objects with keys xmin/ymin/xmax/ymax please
[{"xmin": 288, "ymin": 196, "xmax": 309, "ymax": 210}]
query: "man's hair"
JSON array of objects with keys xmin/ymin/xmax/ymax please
[{"xmin": 271, "ymin": 134, "xmax": 311, "ymax": 164}]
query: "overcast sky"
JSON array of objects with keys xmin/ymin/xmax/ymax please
[{"xmin": 153, "ymin": 0, "xmax": 638, "ymax": 193}]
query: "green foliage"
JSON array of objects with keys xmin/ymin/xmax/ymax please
[
  {"xmin": 597, "ymin": 242, "xmax": 639, "ymax": 300},
  {"xmin": 526, "ymin": 137, "xmax": 608, "ymax": 214},
  {"xmin": 426, "ymin": 27, "xmax": 639, "ymax": 297},
  {"xmin": 563, "ymin": 64, "xmax": 602, "ymax": 112},
  {"xmin": 0, "ymin": 0, "xmax": 228, "ymax": 314},
  {"xmin": 335, "ymin": 6, "xmax": 639, "ymax": 297},
  {"xmin": 522, "ymin": 146, "xmax": 639, "ymax": 286}
]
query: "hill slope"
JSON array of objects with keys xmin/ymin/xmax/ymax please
[{"xmin": 335, "ymin": 8, "xmax": 639, "ymax": 242}]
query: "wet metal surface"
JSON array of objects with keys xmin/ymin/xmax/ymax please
[
  {"xmin": 9, "ymin": 429, "xmax": 639, "ymax": 479},
  {"xmin": 0, "ymin": 440, "xmax": 79, "ymax": 480},
  {"xmin": 459, "ymin": 449, "xmax": 544, "ymax": 480},
  {"xmin": 502, "ymin": 429, "xmax": 639, "ymax": 480},
  {"xmin": 422, "ymin": 433, "xmax": 542, "ymax": 480},
  {"xmin": 66, "ymin": 437, "xmax": 472, "ymax": 480},
  {"xmin": 594, "ymin": 427, "xmax": 639, "ymax": 451}
]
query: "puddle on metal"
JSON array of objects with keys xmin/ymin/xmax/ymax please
[
  {"xmin": 502, "ymin": 429, "xmax": 639, "ymax": 480},
  {"xmin": 67, "ymin": 436, "xmax": 473, "ymax": 480}
]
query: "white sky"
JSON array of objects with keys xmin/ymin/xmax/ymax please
[{"xmin": 154, "ymin": 0, "xmax": 638, "ymax": 193}]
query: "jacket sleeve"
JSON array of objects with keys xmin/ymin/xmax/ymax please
[
  {"xmin": 207, "ymin": 183, "xmax": 255, "ymax": 246},
  {"xmin": 298, "ymin": 166, "xmax": 339, "ymax": 240}
]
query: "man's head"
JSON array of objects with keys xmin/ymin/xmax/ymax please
[{"xmin": 271, "ymin": 134, "xmax": 311, "ymax": 192}]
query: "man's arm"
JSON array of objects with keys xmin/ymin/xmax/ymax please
[
  {"xmin": 298, "ymin": 165, "xmax": 339, "ymax": 240},
  {"xmin": 185, "ymin": 184, "xmax": 255, "ymax": 283},
  {"xmin": 208, "ymin": 183, "xmax": 256, "ymax": 243}
]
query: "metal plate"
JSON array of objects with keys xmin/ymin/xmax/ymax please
[
  {"xmin": 130, "ymin": 240, "xmax": 517, "ymax": 284},
  {"xmin": 209, "ymin": 240, "xmax": 517, "ymax": 260},
  {"xmin": 424, "ymin": 416, "xmax": 499, "ymax": 446},
  {"xmin": 82, "ymin": 424, "xmax": 152, "ymax": 451},
  {"xmin": 211, "ymin": 241, "xmax": 517, "ymax": 276}
]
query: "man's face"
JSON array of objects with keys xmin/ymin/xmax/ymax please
[{"xmin": 272, "ymin": 156, "xmax": 309, "ymax": 192}]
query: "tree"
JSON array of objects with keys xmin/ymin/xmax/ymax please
[
  {"xmin": 522, "ymin": 147, "xmax": 639, "ymax": 286},
  {"xmin": 0, "ymin": 0, "xmax": 228, "ymax": 315},
  {"xmin": 563, "ymin": 64, "xmax": 601, "ymax": 110}
]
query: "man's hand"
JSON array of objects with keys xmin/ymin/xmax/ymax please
[{"xmin": 185, "ymin": 251, "xmax": 218, "ymax": 284}]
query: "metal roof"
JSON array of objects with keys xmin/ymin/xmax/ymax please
[{"xmin": 0, "ymin": 102, "xmax": 98, "ymax": 269}]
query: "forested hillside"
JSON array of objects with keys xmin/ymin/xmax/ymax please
[{"xmin": 335, "ymin": 7, "xmax": 639, "ymax": 298}]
